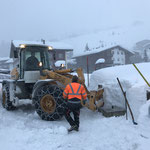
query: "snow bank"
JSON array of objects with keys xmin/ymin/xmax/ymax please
[
  {"xmin": 89, "ymin": 62, "xmax": 150, "ymax": 119},
  {"xmin": 90, "ymin": 62, "xmax": 150, "ymax": 87},
  {"xmin": 137, "ymin": 101, "xmax": 150, "ymax": 149},
  {"xmin": 138, "ymin": 101, "xmax": 150, "ymax": 124},
  {"xmin": 0, "ymin": 84, "xmax": 1, "ymax": 100}
]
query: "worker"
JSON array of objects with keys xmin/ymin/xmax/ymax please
[{"xmin": 63, "ymin": 75, "xmax": 87, "ymax": 132}]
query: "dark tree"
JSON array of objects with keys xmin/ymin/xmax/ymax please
[
  {"xmin": 143, "ymin": 49, "xmax": 148, "ymax": 62},
  {"xmin": 84, "ymin": 43, "xmax": 90, "ymax": 52}
]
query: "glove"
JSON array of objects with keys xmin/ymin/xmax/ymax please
[{"xmin": 83, "ymin": 99, "xmax": 87, "ymax": 105}]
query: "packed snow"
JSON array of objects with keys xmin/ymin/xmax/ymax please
[{"xmin": 0, "ymin": 62, "xmax": 150, "ymax": 150}]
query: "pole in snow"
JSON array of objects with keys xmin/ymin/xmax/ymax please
[
  {"xmin": 133, "ymin": 63, "xmax": 150, "ymax": 87},
  {"xmin": 117, "ymin": 77, "xmax": 138, "ymax": 125},
  {"xmin": 87, "ymin": 56, "xmax": 89, "ymax": 87}
]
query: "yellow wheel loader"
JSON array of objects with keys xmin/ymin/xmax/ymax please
[{"xmin": 1, "ymin": 42, "xmax": 104, "ymax": 121}]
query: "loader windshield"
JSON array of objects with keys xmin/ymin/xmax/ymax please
[{"xmin": 20, "ymin": 46, "xmax": 51, "ymax": 72}]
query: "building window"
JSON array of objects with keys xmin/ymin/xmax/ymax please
[
  {"xmin": 58, "ymin": 53, "xmax": 64, "ymax": 59},
  {"xmin": 121, "ymin": 51, "xmax": 123, "ymax": 55},
  {"xmin": 118, "ymin": 58, "xmax": 120, "ymax": 61},
  {"xmin": 117, "ymin": 51, "xmax": 119, "ymax": 54}
]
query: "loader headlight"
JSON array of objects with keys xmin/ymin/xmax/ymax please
[
  {"xmin": 39, "ymin": 62, "xmax": 43, "ymax": 67},
  {"xmin": 48, "ymin": 46, "xmax": 53, "ymax": 50},
  {"xmin": 60, "ymin": 64, "xmax": 65, "ymax": 68},
  {"xmin": 20, "ymin": 44, "xmax": 26, "ymax": 49}
]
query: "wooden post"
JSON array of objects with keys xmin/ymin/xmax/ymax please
[
  {"xmin": 87, "ymin": 56, "xmax": 89, "ymax": 87},
  {"xmin": 65, "ymin": 51, "xmax": 68, "ymax": 69},
  {"xmin": 124, "ymin": 92, "xmax": 128, "ymax": 120},
  {"xmin": 117, "ymin": 77, "xmax": 138, "ymax": 125}
]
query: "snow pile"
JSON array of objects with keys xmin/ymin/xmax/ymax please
[
  {"xmin": 90, "ymin": 62, "xmax": 150, "ymax": 87},
  {"xmin": 5, "ymin": 58, "xmax": 13, "ymax": 63},
  {"xmin": 95, "ymin": 58, "xmax": 105, "ymax": 64},
  {"xmin": 138, "ymin": 101, "xmax": 150, "ymax": 125},
  {"xmin": 90, "ymin": 62, "xmax": 150, "ymax": 119},
  {"xmin": 137, "ymin": 101, "xmax": 150, "ymax": 149},
  {"xmin": 0, "ymin": 74, "xmax": 10, "ymax": 82},
  {"xmin": 55, "ymin": 60, "xmax": 66, "ymax": 67}
]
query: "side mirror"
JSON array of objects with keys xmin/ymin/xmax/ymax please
[{"xmin": 14, "ymin": 51, "xmax": 18, "ymax": 58}]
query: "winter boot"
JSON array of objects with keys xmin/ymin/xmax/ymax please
[
  {"xmin": 74, "ymin": 126, "xmax": 79, "ymax": 131},
  {"xmin": 68, "ymin": 125, "xmax": 78, "ymax": 132}
]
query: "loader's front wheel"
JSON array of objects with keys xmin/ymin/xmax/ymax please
[
  {"xmin": 33, "ymin": 84, "xmax": 66, "ymax": 121},
  {"xmin": 2, "ymin": 83, "xmax": 15, "ymax": 110},
  {"xmin": 40, "ymin": 94, "xmax": 56, "ymax": 114}
]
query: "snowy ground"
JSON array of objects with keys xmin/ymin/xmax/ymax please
[{"xmin": 0, "ymin": 63, "xmax": 150, "ymax": 150}]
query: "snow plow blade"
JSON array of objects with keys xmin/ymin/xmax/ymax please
[{"xmin": 83, "ymin": 86, "xmax": 104, "ymax": 111}]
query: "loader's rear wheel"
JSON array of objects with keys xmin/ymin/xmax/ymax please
[
  {"xmin": 2, "ymin": 90, "xmax": 6, "ymax": 108},
  {"xmin": 33, "ymin": 84, "xmax": 65, "ymax": 121},
  {"xmin": 2, "ymin": 83, "xmax": 15, "ymax": 110}
]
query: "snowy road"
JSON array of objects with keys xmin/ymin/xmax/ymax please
[{"xmin": 0, "ymin": 99, "xmax": 150, "ymax": 150}]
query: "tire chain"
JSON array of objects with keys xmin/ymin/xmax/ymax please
[
  {"xmin": 34, "ymin": 84, "xmax": 66, "ymax": 121},
  {"xmin": 2, "ymin": 83, "xmax": 15, "ymax": 110}
]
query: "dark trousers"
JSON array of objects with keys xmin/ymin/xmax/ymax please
[{"xmin": 64, "ymin": 98, "xmax": 82, "ymax": 128}]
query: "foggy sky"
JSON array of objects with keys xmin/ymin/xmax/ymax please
[{"xmin": 0, "ymin": 0, "xmax": 150, "ymax": 56}]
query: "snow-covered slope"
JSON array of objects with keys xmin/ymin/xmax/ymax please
[
  {"xmin": 62, "ymin": 24, "xmax": 150, "ymax": 57},
  {"xmin": 0, "ymin": 62, "xmax": 150, "ymax": 150}
]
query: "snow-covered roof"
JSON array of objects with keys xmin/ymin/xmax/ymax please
[
  {"xmin": 12, "ymin": 40, "xmax": 73, "ymax": 50},
  {"xmin": 73, "ymin": 45, "xmax": 133, "ymax": 58},
  {"xmin": 95, "ymin": 58, "xmax": 105, "ymax": 64}
]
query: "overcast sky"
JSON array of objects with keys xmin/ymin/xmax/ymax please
[{"xmin": 0, "ymin": 0, "xmax": 150, "ymax": 44}]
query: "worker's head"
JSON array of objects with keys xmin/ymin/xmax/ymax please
[{"xmin": 72, "ymin": 75, "xmax": 78, "ymax": 83}]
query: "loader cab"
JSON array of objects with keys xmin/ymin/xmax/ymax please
[{"xmin": 19, "ymin": 45, "xmax": 52, "ymax": 83}]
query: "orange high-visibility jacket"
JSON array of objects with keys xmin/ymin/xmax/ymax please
[{"xmin": 63, "ymin": 83, "xmax": 87, "ymax": 100}]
